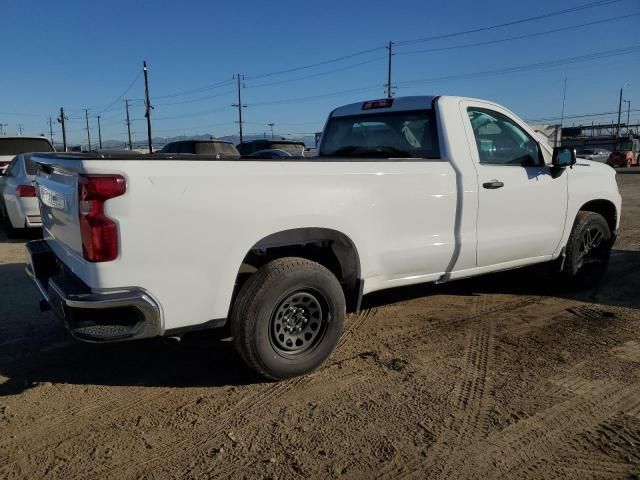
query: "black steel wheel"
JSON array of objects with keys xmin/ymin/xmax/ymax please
[
  {"xmin": 270, "ymin": 290, "xmax": 328, "ymax": 356},
  {"xmin": 231, "ymin": 257, "xmax": 345, "ymax": 380}
]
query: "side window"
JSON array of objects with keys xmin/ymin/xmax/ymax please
[
  {"xmin": 179, "ymin": 142, "xmax": 194, "ymax": 154},
  {"xmin": 467, "ymin": 107, "xmax": 542, "ymax": 166}
]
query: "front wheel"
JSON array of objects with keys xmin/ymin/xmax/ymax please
[
  {"xmin": 563, "ymin": 212, "xmax": 612, "ymax": 289},
  {"xmin": 231, "ymin": 257, "xmax": 345, "ymax": 380}
]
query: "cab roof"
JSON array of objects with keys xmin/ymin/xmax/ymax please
[{"xmin": 330, "ymin": 96, "xmax": 438, "ymax": 117}]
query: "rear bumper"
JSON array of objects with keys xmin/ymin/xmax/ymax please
[{"xmin": 25, "ymin": 240, "xmax": 162, "ymax": 342}]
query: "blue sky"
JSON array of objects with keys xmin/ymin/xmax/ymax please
[{"xmin": 1, "ymin": 0, "xmax": 639, "ymax": 145}]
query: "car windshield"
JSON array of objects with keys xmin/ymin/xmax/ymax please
[
  {"xmin": 194, "ymin": 142, "xmax": 239, "ymax": 157},
  {"xmin": 319, "ymin": 110, "xmax": 439, "ymax": 158},
  {"xmin": 0, "ymin": 138, "xmax": 54, "ymax": 155},
  {"xmin": 269, "ymin": 143, "xmax": 304, "ymax": 155}
]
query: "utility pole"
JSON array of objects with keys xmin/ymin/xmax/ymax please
[
  {"xmin": 624, "ymin": 99, "xmax": 631, "ymax": 135},
  {"xmin": 617, "ymin": 87, "xmax": 623, "ymax": 137},
  {"xmin": 0, "ymin": 123, "xmax": 6, "ymax": 135},
  {"xmin": 57, "ymin": 107, "xmax": 67, "ymax": 151},
  {"xmin": 385, "ymin": 41, "xmax": 394, "ymax": 99},
  {"xmin": 125, "ymin": 99, "xmax": 133, "ymax": 150},
  {"xmin": 143, "ymin": 61, "xmax": 154, "ymax": 154},
  {"xmin": 84, "ymin": 109, "xmax": 92, "ymax": 151},
  {"xmin": 559, "ymin": 77, "xmax": 567, "ymax": 147},
  {"xmin": 268, "ymin": 123, "xmax": 275, "ymax": 140},
  {"xmin": 97, "ymin": 115, "xmax": 103, "ymax": 149},
  {"xmin": 232, "ymin": 74, "xmax": 246, "ymax": 144},
  {"xmin": 48, "ymin": 116, "xmax": 54, "ymax": 143},
  {"xmin": 18, "ymin": 124, "xmax": 23, "ymax": 135}
]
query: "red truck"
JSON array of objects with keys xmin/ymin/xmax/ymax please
[{"xmin": 607, "ymin": 137, "xmax": 640, "ymax": 168}]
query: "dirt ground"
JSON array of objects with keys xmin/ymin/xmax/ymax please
[{"xmin": 1, "ymin": 174, "xmax": 640, "ymax": 480}]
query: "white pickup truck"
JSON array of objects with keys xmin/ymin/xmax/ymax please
[{"xmin": 26, "ymin": 95, "xmax": 621, "ymax": 379}]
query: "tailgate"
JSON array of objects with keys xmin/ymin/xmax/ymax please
[{"xmin": 33, "ymin": 155, "xmax": 84, "ymax": 263}]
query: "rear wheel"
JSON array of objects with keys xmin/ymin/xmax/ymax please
[
  {"xmin": 563, "ymin": 212, "xmax": 612, "ymax": 289},
  {"xmin": 231, "ymin": 257, "xmax": 345, "ymax": 380}
]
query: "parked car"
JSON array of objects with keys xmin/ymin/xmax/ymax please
[
  {"xmin": 159, "ymin": 139, "xmax": 240, "ymax": 158},
  {"xmin": 26, "ymin": 95, "xmax": 621, "ymax": 380},
  {"xmin": 0, "ymin": 136, "xmax": 54, "ymax": 175},
  {"xmin": 0, "ymin": 154, "xmax": 42, "ymax": 235},
  {"xmin": 237, "ymin": 139, "xmax": 305, "ymax": 156},
  {"xmin": 607, "ymin": 138, "xmax": 640, "ymax": 168},
  {"xmin": 577, "ymin": 148, "xmax": 610, "ymax": 163},
  {"xmin": 246, "ymin": 149, "xmax": 293, "ymax": 159}
]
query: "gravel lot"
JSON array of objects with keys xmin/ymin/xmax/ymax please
[{"xmin": 1, "ymin": 173, "xmax": 639, "ymax": 480}]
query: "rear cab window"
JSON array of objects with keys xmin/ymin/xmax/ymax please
[
  {"xmin": 0, "ymin": 138, "xmax": 54, "ymax": 155},
  {"xmin": 319, "ymin": 110, "xmax": 440, "ymax": 159}
]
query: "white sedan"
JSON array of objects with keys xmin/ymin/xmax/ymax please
[{"xmin": 0, "ymin": 154, "xmax": 42, "ymax": 236}]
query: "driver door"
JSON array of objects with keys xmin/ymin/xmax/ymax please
[{"xmin": 461, "ymin": 101, "xmax": 568, "ymax": 268}]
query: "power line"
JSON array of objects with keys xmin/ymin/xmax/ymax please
[
  {"xmin": 246, "ymin": 56, "xmax": 385, "ymax": 89},
  {"xmin": 154, "ymin": 89, "xmax": 235, "ymax": 107},
  {"xmin": 154, "ymin": 79, "xmax": 234, "ymax": 100},
  {"xmin": 395, "ymin": 13, "xmax": 640, "ymax": 56},
  {"xmin": 396, "ymin": 0, "xmax": 625, "ymax": 46},
  {"xmin": 398, "ymin": 45, "xmax": 640, "ymax": 87},
  {"xmin": 85, "ymin": 71, "xmax": 143, "ymax": 115},
  {"xmin": 154, "ymin": 105, "xmax": 230, "ymax": 121},
  {"xmin": 526, "ymin": 108, "xmax": 640, "ymax": 123},
  {"xmin": 250, "ymin": 84, "xmax": 382, "ymax": 108},
  {"xmin": 249, "ymin": 46, "xmax": 385, "ymax": 80}
]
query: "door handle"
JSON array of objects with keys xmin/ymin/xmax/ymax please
[{"xmin": 483, "ymin": 180, "xmax": 504, "ymax": 189}]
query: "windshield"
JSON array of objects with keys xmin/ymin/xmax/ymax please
[
  {"xmin": 319, "ymin": 110, "xmax": 439, "ymax": 158},
  {"xmin": 616, "ymin": 141, "xmax": 633, "ymax": 151},
  {"xmin": 194, "ymin": 142, "xmax": 239, "ymax": 157},
  {"xmin": 270, "ymin": 143, "xmax": 304, "ymax": 155},
  {"xmin": 0, "ymin": 138, "xmax": 54, "ymax": 155}
]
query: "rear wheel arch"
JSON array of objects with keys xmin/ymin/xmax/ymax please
[{"xmin": 233, "ymin": 228, "xmax": 362, "ymax": 313}]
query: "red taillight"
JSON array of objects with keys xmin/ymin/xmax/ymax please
[
  {"xmin": 78, "ymin": 174, "xmax": 126, "ymax": 262},
  {"xmin": 16, "ymin": 185, "xmax": 37, "ymax": 197},
  {"xmin": 362, "ymin": 98, "xmax": 394, "ymax": 110}
]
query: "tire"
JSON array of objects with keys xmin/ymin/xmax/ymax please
[
  {"xmin": 563, "ymin": 211, "xmax": 612, "ymax": 289},
  {"xmin": 231, "ymin": 257, "xmax": 345, "ymax": 380}
]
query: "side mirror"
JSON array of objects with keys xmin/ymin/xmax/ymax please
[{"xmin": 552, "ymin": 147, "xmax": 576, "ymax": 168}]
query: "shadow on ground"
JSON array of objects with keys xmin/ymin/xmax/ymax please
[
  {"xmin": 363, "ymin": 249, "xmax": 640, "ymax": 311},
  {"xmin": 1, "ymin": 238, "xmax": 639, "ymax": 395}
]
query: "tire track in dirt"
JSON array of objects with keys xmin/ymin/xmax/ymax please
[
  {"xmin": 375, "ymin": 295, "xmax": 541, "ymax": 359},
  {"xmin": 0, "ymin": 386, "xmax": 176, "ymax": 473},
  {"xmin": 76, "ymin": 375, "xmax": 308, "ymax": 479},
  {"xmin": 377, "ymin": 295, "xmax": 501, "ymax": 480},
  {"xmin": 455, "ymin": 349, "xmax": 640, "ymax": 480},
  {"xmin": 338, "ymin": 308, "xmax": 375, "ymax": 349},
  {"xmin": 477, "ymin": 383, "xmax": 637, "ymax": 479},
  {"xmin": 80, "ymin": 311, "xmax": 377, "ymax": 479},
  {"xmin": 3, "ymin": 309, "xmax": 378, "ymax": 478}
]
